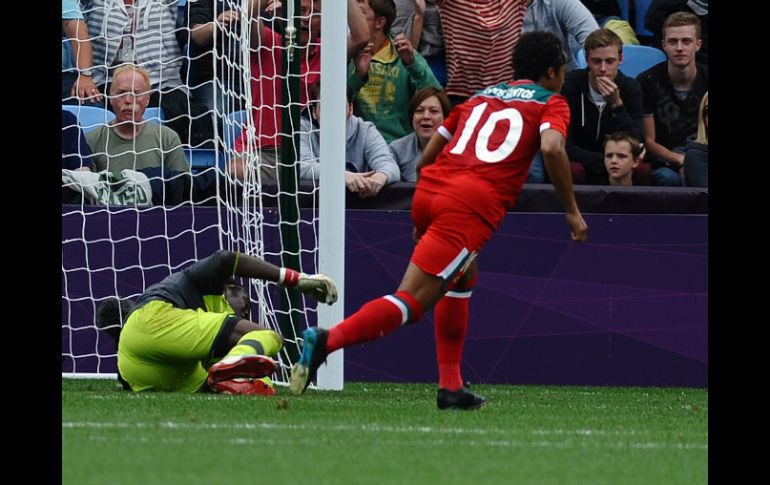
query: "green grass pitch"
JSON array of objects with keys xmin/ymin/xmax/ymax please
[{"xmin": 63, "ymin": 379, "xmax": 707, "ymax": 484}]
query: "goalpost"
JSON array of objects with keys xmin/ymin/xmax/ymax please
[{"xmin": 61, "ymin": 0, "xmax": 346, "ymax": 389}]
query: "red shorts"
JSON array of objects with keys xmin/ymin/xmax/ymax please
[{"xmin": 410, "ymin": 188, "xmax": 495, "ymax": 282}]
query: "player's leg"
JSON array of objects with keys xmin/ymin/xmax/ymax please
[
  {"xmin": 290, "ymin": 189, "xmax": 482, "ymax": 395},
  {"xmin": 289, "ymin": 264, "xmax": 439, "ymax": 395},
  {"xmin": 289, "ymin": 188, "xmax": 454, "ymax": 395},
  {"xmin": 435, "ymin": 259, "xmax": 477, "ymax": 391},
  {"xmin": 433, "ymin": 259, "xmax": 486, "ymax": 410},
  {"xmin": 206, "ymin": 320, "xmax": 284, "ymax": 395}
]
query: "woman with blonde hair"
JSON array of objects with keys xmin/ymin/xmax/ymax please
[{"xmin": 683, "ymin": 92, "xmax": 708, "ymax": 187}]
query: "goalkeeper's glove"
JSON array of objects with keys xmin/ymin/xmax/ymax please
[{"xmin": 277, "ymin": 268, "xmax": 338, "ymax": 305}]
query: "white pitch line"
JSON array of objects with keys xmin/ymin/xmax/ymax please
[
  {"xmin": 78, "ymin": 434, "xmax": 707, "ymax": 451},
  {"xmin": 63, "ymin": 421, "xmax": 707, "ymax": 442}
]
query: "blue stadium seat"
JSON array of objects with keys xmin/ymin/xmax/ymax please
[
  {"xmin": 617, "ymin": 0, "xmax": 630, "ymax": 22},
  {"xmin": 575, "ymin": 44, "xmax": 666, "ymax": 78},
  {"xmin": 61, "ymin": 105, "xmax": 116, "ymax": 133},
  {"xmin": 184, "ymin": 148, "xmax": 224, "ymax": 172},
  {"xmin": 618, "ymin": 44, "xmax": 666, "ymax": 77},
  {"xmin": 634, "ymin": 0, "xmax": 654, "ymax": 37},
  {"xmin": 224, "ymin": 109, "xmax": 250, "ymax": 149},
  {"xmin": 144, "ymin": 107, "xmax": 165, "ymax": 125}
]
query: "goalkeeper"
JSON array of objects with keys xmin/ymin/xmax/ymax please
[{"xmin": 95, "ymin": 250, "xmax": 337, "ymax": 396}]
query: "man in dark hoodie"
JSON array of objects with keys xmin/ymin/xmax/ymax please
[{"xmin": 561, "ymin": 28, "xmax": 644, "ymax": 185}]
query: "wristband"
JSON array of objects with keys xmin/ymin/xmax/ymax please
[{"xmin": 278, "ymin": 267, "xmax": 300, "ymax": 287}]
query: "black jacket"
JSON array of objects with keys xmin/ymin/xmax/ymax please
[{"xmin": 562, "ymin": 68, "xmax": 644, "ymax": 184}]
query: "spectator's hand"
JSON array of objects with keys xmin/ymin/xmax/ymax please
[
  {"xmin": 355, "ymin": 42, "xmax": 373, "ymax": 79},
  {"xmin": 217, "ymin": 10, "xmax": 240, "ymax": 29},
  {"xmin": 346, "ymin": 170, "xmax": 375, "ymax": 194},
  {"xmin": 227, "ymin": 155, "xmax": 247, "ymax": 181},
  {"xmin": 361, "ymin": 171, "xmax": 388, "ymax": 198},
  {"xmin": 393, "ymin": 33, "xmax": 415, "ymax": 65},
  {"xmin": 413, "ymin": 0, "xmax": 426, "ymax": 15},
  {"xmin": 71, "ymin": 75, "xmax": 103, "ymax": 103},
  {"xmin": 594, "ymin": 76, "xmax": 622, "ymax": 107},
  {"xmin": 263, "ymin": 0, "xmax": 281, "ymax": 17},
  {"xmin": 566, "ymin": 211, "xmax": 588, "ymax": 243}
]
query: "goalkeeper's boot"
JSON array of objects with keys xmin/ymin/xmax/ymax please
[
  {"xmin": 289, "ymin": 327, "xmax": 329, "ymax": 395},
  {"xmin": 436, "ymin": 387, "xmax": 487, "ymax": 410},
  {"xmin": 207, "ymin": 354, "xmax": 277, "ymax": 386},
  {"xmin": 212, "ymin": 377, "xmax": 276, "ymax": 396}
]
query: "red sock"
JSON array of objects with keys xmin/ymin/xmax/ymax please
[
  {"xmin": 327, "ymin": 291, "xmax": 423, "ymax": 354},
  {"xmin": 434, "ymin": 288, "xmax": 472, "ymax": 391}
]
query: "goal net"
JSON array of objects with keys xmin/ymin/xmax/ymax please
[{"xmin": 61, "ymin": 0, "xmax": 345, "ymax": 389}]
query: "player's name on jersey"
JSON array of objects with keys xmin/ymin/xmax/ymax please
[{"xmin": 480, "ymin": 85, "xmax": 536, "ymax": 101}]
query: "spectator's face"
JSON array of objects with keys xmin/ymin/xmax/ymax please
[
  {"xmin": 300, "ymin": 0, "xmax": 321, "ymax": 45},
  {"xmin": 412, "ymin": 95, "xmax": 445, "ymax": 144},
  {"xmin": 586, "ymin": 45, "xmax": 622, "ymax": 82},
  {"xmin": 110, "ymin": 70, "xmax": 150, "ymax": 124},
  {"xmin": 662, "ymin": 25, "xmax": 701, "ymax": 68},
  {"xmin": 604, "ymin": 140, "xmax": 638, "ymax": 183}
]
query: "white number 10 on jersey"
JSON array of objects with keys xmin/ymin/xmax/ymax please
[{"xmin": 450, "ymin": 102, "xmax": 524, "ymax": 163}]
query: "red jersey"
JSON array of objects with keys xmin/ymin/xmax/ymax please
[
  {"xmin": 417, "ymin": 80, "xmax": 570, "ymax": 228},
  {"xmin": 234, "ymin": 26, "xmax": 320, "ymax": 152}
]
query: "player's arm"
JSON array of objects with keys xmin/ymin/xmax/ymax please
[
  {"xmin": 416, "ymin": 131, "xmax": 448, "ymax": 178},
  {"xmin": 188, "ymin": 250, "xmax": 338, "ymax": 304},
  {"xmin": 233, "ymin": 252, "xmax": 339, "ymax": 305},
  {"xmin": 541, "ymin": 129, "xmax": 588, "ymax": 243}
]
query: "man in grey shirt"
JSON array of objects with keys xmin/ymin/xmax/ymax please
[{"xmin": 86, "ymin": 64, "xmax": 189, "ymax": 174}]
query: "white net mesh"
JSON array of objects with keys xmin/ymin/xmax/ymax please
[{"xmin": 62, "ymin": 0, "xmax": 328, "ymax": 386}]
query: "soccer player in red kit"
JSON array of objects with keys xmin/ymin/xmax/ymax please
[{"xmin": 291, "ymin": 31, "xmax": 589, "ymax": 409}]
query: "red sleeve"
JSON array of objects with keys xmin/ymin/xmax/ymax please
[
  {"xmin": 437, "ymin": 103, "xmax": 463, "ymax": 140},
  {"xmin": 540, "ymin": 94, "xmax": 570, "ymax": 140}
]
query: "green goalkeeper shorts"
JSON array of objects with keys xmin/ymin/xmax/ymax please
[{"xmin": 117, "ymin": 300, "xmax": 234, "ymax": 393}]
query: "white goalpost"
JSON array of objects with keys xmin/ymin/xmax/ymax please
[{"xmin": 61, "ymin": 0, "xmax": 346, "ymax": 390}]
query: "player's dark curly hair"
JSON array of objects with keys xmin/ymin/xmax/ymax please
[
  {"xmin": 512, "ymin": 31, "xmax": 567, "ymax": 82},
  {"xmin": 95, "ymin": 298, "xmax": 135, "ymax": 342}
]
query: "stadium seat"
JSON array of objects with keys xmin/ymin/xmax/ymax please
[
  {"xmin": 61, "ymin": 105, "xmax": 116, "ymax": 133},
  {"xmin": 144, "ymin": 107, "xmax": 165, "ymax": 125},
  {"xmin": 618, "ymin": 44, "xmax": 666, "ymax": 77},
  {"xmin": 617, "ymin": 0, "xmax": 630, "ymax": 22},
  {"xmin": 224, "ymin": 109, "xmax": 250, "ymax": 149},
  {"xmin": 575, "ymin": 44, "xmax": 666, "ymax": 78},
  {"xmin": 634, "ymin": 0, "xmax": 654, "ymax": 37},
  {"xmin": 184, "ymin": 148, "xmax": 225, "ymax": 171}
]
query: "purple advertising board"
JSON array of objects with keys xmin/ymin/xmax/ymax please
[{"xmin": 63, "ymin": 202, "xmax": 706, "ymax": 387}]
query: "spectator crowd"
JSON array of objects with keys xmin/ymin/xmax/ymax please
[{"xmin": 62, "ymin": 0, "xmax": 709, "ymax": 206}]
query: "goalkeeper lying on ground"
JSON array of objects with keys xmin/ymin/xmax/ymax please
[{"xmin": 95, "ymin": 250, "xmax": 337, "ymax": 395}]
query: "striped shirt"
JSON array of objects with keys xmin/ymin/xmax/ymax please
[
  {"xmin": 82, "ymin": 0, "xmax": 184, "ymax": 89},
  {"xmin": 436, "ymin": 0, "xmax": 527, "ymax": 98}
]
